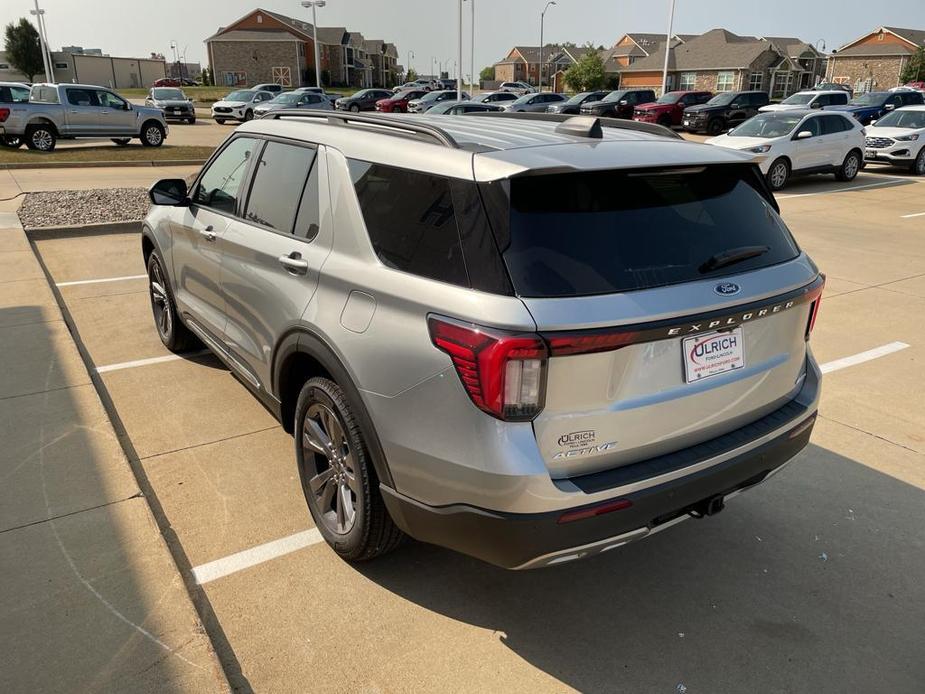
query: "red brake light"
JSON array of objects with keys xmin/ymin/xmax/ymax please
[
  {"xmin": 558, "ymin": 498, "xmax": 633, "ymax": 524},
  {"xmin": 544, "ymin": 330, "xmax": 638, "ymax": 357},
  {"xmin": 428, "ymin": 316, "xmax": 547, "ymax": 421},
  {"xmin": 805, "ymin": 276, "xmax": 825, "ymax": 339},
  {"xmin": 0, "ymin": 107, "xmax": 10, "ymax": 123}
]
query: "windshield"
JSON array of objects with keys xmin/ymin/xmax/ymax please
[
  {"xmin": 874, "ymin": 109, "xmax": 925, "ymax": 128},
  {"xmin": 483, "ymin": 165, "xmax": 798, "ymax": 297},
  {"xmin": 351, "ymin": 90, "xmax": 372, "ymax": 98},
  {"xmin": 656, "ymin": 92, "xmax": 683, "ymax": 104},
  {"xmin": 152, "ymin": 88, "xmax": 185, "ymax": 100},
  {"xmin": 270, "ymin": 93, "xmax": 300, "ymax": 104},
  {"xmin": 729, "ymin": 113, "xmax": 803, "ymax": 138},
  {"xmin": 849, "ymin": 92, "xmax": 888, "ymax": 106},
  {"xmin": 781, "ymin": 93, "xmax": 815, "ymax": 105},
  {"xmin": 566, "ymin": 91, "xmax": 596, "ymax": 105},
  {"xmin": 706, "ymin": 92, "xmax": 737, "ymax": 106},
  {"xmin": 602, "ymin": 90, "xmax": 627, "ymax": 103},
  {"xmin": 227, "ymin": 90, "xmax": 255, "ymax": 101}
]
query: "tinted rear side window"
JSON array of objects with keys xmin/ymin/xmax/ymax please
[
  {"xmin": 348, "ymin": 161, "xmax": 468, "ymax": 287},
  {"xmin": 244, "ymin": 141, "xmax": 317, "ymax": 232},
  {"xmin": 485, "ymin": 165, "xmax": 800, "ymax": 298}
]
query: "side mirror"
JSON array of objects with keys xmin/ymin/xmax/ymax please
[
  {"xmin": 810, "ymin": 101, "xmax": 822, "ymax": 108},
  {"xmin": 796, "ymin": 130, "xmax": 813, "ymax": 139},
  {"xmin": 124, "ymin": 102, "xmax": 132, "ymax": 111},
  {"xmin": 883, "ymin": 104, "xmax": 895, "ymax": 111},
  {"xmin": 149, "ymin": 178, "xmax": 188, "ymax": 206},
  {"xmin": 619, "ymin": 99, "xmax": 628, "ymax": 106},
  {"xmin": 869, "ymin": 119, "xmax": 877, "ymax": 125},
  {"xmin": 730, "ymin": 102, "xmax": 742, "ymax": 109}
]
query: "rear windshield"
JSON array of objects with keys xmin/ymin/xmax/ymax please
[{"xmin": 482, "ymin": 165, "xmax": 800, "ymax": 298}]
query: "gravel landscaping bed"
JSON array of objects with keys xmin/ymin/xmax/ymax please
[{"xmin": 17, "ymin": 188, "xmax": 150, "ymax": 229}]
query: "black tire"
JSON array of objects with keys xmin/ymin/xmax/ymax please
[
  {"xmin": 295, "ymin": 377, "xmax": 403, "ymax": 562},
  {"xmin": 147, "ymin": 250, "xmax": 196, "ymax": 352},
  {"xmin": 707, "ymin": 118, "xmax": 725, "ymax": 136},
  {"xmin": 0, "ymin": 135, "xmax": 23, "ymax": 149},
  {"xmin": 766, "ymin": 157, "xmax": 790, "ymax": 191},
  {"xmin": 349, "ymin": 104, "xmax": 360, "ymax": 113},
  {"xmin": 187, "ymin": 117, "xmax": 196, "ymax": 125},
  {"xmin": 913, "ymin": 147, "xmax": 925, "ymax": 176},
  {"xmin": 24, "ymin": 123, "xmax": 56, "ymax": 151},
  {"xmin": 111, "ymin": 138, "xmax": 131, "ymax": 146},
  {"xmin": 140, "ymin": 121, "xmax": 165, "ymax": 147},
  {"xmin": 657, "ymin": 115, "xmax": 672, "ymax": 128},
  {"xmin": 243, "ymin": 109, "xmax": 254, "ymax": 122},
  {"xmin": 835, "ymin": 149, "xmax": 861, "ymax": 182},
  {"xmin": 215, "ymin": 118, "xmax": 226, "ymax": 124}
]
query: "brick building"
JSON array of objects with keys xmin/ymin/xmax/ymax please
[{"xmin": 826, "ymin": 26, "xmax": 925, "ymax": 92}]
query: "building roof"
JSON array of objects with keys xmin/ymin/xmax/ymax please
[
  {"xmin": 208, "ymin": 29, "xmax": 302, "ymax": 43},
  {"xmin": 622, "ymin": 29, "xmax": 776, "ymax": 72},
  {"xmin": 886, "ymin": 27, "xmax": 925, "ymax": 46},
  {"xmin": 347, "ymin": 32, "xmax": 366, "ymax": 49},
  {"xmin": 834, "ymin": 26, "xmax": 925, "ymax": 56},
  {"xmin": 316, "ymin": 27, "xmax": 347, "ymax": 45},
  {"xmin": 363, "ymin": 39, "xmax": 385, "ymax": 54},
  {"xmin": 505, "ymin": 45, "xmax": 563, "ymax": 64},
  {"xmin": 761, "ymin": 37, "xmax": 820, "ymax": 57}
]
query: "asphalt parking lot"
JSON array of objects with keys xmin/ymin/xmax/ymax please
[{"xmin": 27, "ymin": 167, "xmax": 925, "ymax": 692}]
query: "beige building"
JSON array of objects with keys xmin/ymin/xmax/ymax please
[{"xmin": 0, "ymin": 50, "xmax": 165, "ymax": 88}]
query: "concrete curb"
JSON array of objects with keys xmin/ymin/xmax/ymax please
[
  {"xmin": 0, "ymin": 159, "xmax": 206, "ymax": 170},
  {"xmin": 25, "ymin": 220, "xmax": 141, "ymax": 240}
]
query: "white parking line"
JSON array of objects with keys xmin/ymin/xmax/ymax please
[
  {"xmin": 95, "ymin": 350, "xmax": 211, "ymax": 374},
  {"xmin": 776, "ymin": 179, "xmax": 915, "ymax": 200},
  {"xmin": 900, "ymin": 211, "xmax": 925, "ymax": 219},
  {"xmin": 820, "ymin": 341, "xmax": 910, "ymax": 374},
  {"xmin": 56, "ymin": 274, "xmax": 147, "ymax": 287},
  {"xmin": 192, "ymin": 529, "xmax": 324, "ymax": 585}
]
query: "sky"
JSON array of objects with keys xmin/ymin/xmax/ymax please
[{"xmin": 3, "ymin": 0, "xmax": 924, "ymax": 80}]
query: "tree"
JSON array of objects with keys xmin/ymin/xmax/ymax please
[
  {"xmin": 480, "ymin": 65, "xmax": 494, "ymax": 82},
  {"xmin": 406, "ymin": 67, "xmax": 418, "ymax": 81},
  {"xmin": 3, "ymin": 18, "xmax": 43, "ymax": 82},
  {"xmin": 900, "ymin": 46, "xmax": 925, "ymax": 84},
  {"xmin": 200, "ymin": 66, "xmax": 214, "ymax": 86},
  {"xmin": 564, "ymin": 49, "xmax": 605, "ymax": 92}
]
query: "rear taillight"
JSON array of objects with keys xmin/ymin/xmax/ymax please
[
  {"xmin": 0, "ymin": 107, "xmax": 9, "ymax": 123},
  {"xmin": 805, "ymin": 276, "xmax": 825, "ymax": 340},
  {"xmin": 428, "ymin": 316, "xmax": 547, "ymax": 421},
  {"xmin": 544, "ymin": 330, "xmax": 638, "ymax": 357}
]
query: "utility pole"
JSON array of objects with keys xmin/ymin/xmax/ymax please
[
  {"xmin": 30, "ymin": 0, "xmax": 53, "ymax": 83},
  {"xmin": 539, "ymin": 1, "xmax": 556, "ymax": 91},
  {"xmin": 661, "ymin": 0, "xmax": 676, "ymax": 96},
  {"xmin": 457, "ymin": 0, "xmax": 463, "ymax": 100},
  {"xmin": 407, "ymin": 50, "xmax": 414, "ymax": 78},
  {"xmin": 469, "ymin": 0, "xmax": 475, "ymax": 93}
]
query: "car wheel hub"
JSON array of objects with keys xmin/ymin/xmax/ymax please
[
  {"xmin": 302, "ymin": 402, "xmax": 358, "ymax": 535},
  {"xmin": 149, "ymin": 262, "xmax": 171, "ymax": 337},
  {"xmin": 33, "ymin": 130, "xmax": 53, "ymax": 150},
  {"xmin": 146, "ymin": 127, "xmax": 162, "ymax": 144}
]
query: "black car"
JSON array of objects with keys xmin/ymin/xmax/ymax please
[
  {"xmin": 548, "ymin": 90, "xmax": 609, "ymax": 115},
  {"xmin": 335, "ymin": 88, "xmax": 394, "ymax": 112},
  {"xmin": 682, "ymin": 90, "xmax": 770, "ymax": 134},
  {"xmin": 579, "ymin": 89, "xmax": 657, "ymax": 119}
]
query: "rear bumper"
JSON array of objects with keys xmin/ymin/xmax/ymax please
[{"xmin": 381, "ymin": 406, "xmax": 816, "ymax": 569}]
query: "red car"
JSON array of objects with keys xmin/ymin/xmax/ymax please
[
  {"xmin": 153, "ymin": 77, "xmax": 182, "ymax": 88},
  {"xmin": 376, "ymin": 89, "xmax": 428, "ymax": 113},
  {"xmin": 632, "ymin": 91, "xmax": 713, "ymax": 127}
]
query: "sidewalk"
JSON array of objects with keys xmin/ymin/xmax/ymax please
[
  {"xmin": 0, "ymin": 201, "xmax": 228, "ymax": 692},
  {"xmin": 1, "ymin": 164, "xmax": 201, "ymax": 199}
]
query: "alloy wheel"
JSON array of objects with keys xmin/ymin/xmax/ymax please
[
  {"xmin": 145, "ymin": 126, "xmax": 163, "ymax": 145},
  {"xmin": 149, "ymin": 260, "xmax": 171, "ymax": 339},
  {"xmin": 302, "ymin": 402, "xmax": 358, "ymax": 535},
  {"xmin": 32, "ymin": 129, "xmax": 53, "ymax": 151},
  {"xmin": 844, "ymin": 153, "xmax": 859, "ymax": 179},
  {"xmin": 916, "ymin": 149, "xmax": 925, "ymax": 176},
  {"xmin": 770, "ymin": 162, "xmax": 788, "ymax": 189}
]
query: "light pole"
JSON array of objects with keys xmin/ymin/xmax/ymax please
[
  {"xmin": 463, "ymin": 0, "xmax": 475, "ymax": 93},
  {"xmin": 539, "ymin": 1, "xmax": 555, "ymax": 91},
  {"xmin": 30, "ymin": 0, "xmax": 53, "ymax": 83},
  {"xmin": 660, "ymin": 0, "xmax": 676, "ymax": 96},
  {"xmin": 407, "ymin": 50, "xmax": 414, "ymax": 79},
  {"xmin": 301, "ymin": 0, "xmax": 326, "ymax": 88},
  {"xmin": 814, "ymin": 39, "xmax": 826, "ymax": 85},
  {"xmin": 456, "ymin": 0, "xmax": 463, "ymax": 100}
]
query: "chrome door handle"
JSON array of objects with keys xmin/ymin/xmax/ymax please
[
  {"xmin": 278, "ymin": 252, "xmax": 309, "ymax": 275},
  {"xmin": 198, "ymin": 225, "xmax": 215, "ymax": 241}
]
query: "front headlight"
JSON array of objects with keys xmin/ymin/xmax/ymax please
[
  {"xmin": 896, "ymin": 133, "xmax": 920, "ymax": 141},
  {"xmin": 747, "ymin": 144, "xmax": 773, "ymax": 153}
]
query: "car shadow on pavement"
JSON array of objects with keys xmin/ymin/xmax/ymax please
[{"xmin": 357, "ymin": 445, "xmax": 925, "ymax": 693}]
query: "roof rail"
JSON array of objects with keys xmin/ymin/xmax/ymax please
[
  {"xmin": 462, "ymin": 111, "xmax": 683, "ymax": 140},
  {"xmin": 260, "ymin": 109, "xmax": 460, "ymax": 148}
]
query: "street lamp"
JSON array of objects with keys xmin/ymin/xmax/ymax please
[
  {"xmin": 539, "ymin": 1, "xmax": 556, "ymax": 91},
  {"xmin": 29, "ymin": 0, "xmax": 53, "ymax": 83},
  {"xmin": 456, "ymin": 0, "xmax": 463, "ymax": 100},
  {"xmin": 463, "ymin": 0, "xmax": 475, "ymax": 93},
  {"xmin": 301, "ymin": 0, "xmax": 326, "ymax": 88},
  {"xmin": 660, "ymin": 0, "xmax": 676, "ymax": 96},
  {"xmin": 407, "ymin": 50, "xmax": 414, "ymax": 79}
]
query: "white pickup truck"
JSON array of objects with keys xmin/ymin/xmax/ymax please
[{"xmin": 0, "ymin": 83, "xmax": 169, "ymax": 152}]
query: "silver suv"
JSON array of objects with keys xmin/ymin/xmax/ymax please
[{"xmin": 143, "ymin": 111, "xmax": 824, "ymax": 569}]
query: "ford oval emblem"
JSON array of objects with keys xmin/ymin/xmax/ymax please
[{"xmin": 714, "ymin": 282, "xmax": 741, "ymax": 296}]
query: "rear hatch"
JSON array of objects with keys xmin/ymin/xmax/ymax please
[{"xmin": 480, "ymin": 164, "xmax": 821, "ymax": 478}]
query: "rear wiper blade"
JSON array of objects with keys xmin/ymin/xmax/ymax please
[{"xmin": 699, "ymin": 245, "xmax": 770, "ymax": 274}]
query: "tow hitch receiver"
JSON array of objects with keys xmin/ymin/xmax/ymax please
[{"xmin": 690, "ymin": 495, "xmax": 726, "ymax": 519}]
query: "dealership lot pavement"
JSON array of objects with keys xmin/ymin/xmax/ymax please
[{"xmin": 5, "ymin": 166, "xmax": 924, "ymax": 691}]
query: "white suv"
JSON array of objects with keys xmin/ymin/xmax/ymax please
[
  {"xmin": 759, "ymin": 90, "xmax": 849, "ymax": 112},
  {"xmin": 707, "ymin": 109, "xmax": 865, "ymax": 190},
  {"xmin": 864, "ymin": 105, "xmax": 925, "ymax": 174}
]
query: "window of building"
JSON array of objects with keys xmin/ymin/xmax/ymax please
[
  {"xmin": 678, "ymin": 72, "xmax": 696, "ymax": 90},
  {"xmin": 245, "ymin": 141, "xmax": 317, "ymax": 233},
  {"xmin": 748, "ymin": 72, "xmax": 764, "ymax": 90},
  {"xmin": 348, "ymin": 160, "xmax": 468, "ymax": 287},
  {"xmin": 194, "ymin": 137, "xmax": 258, "ymax": 215},
  {"xmin": 224, "ymin": 71, "xmax": 247, "ymax": 86},
  {"xmin": 716, "ymin": 71, "xmax": 735, "ymax": 92}
]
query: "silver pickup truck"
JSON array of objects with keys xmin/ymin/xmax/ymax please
[{"xmin": 1, "ymin": 83, "xmax": 168, "ymax": 152}]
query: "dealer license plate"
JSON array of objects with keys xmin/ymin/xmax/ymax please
[
  {"xmin": 865, "ymin": 149, "xmax": 878, "ymax": 159},
  {"xmin": 683, "ymin": 328, "xmax": 745, "ymax": 383}
]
